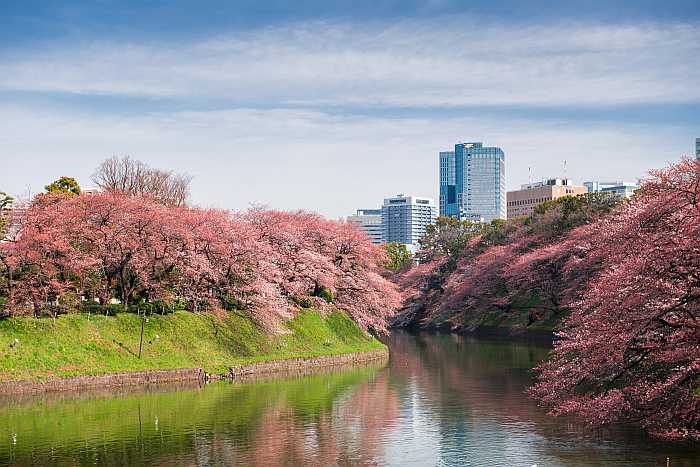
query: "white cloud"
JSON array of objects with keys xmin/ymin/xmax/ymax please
[
  {"xmin": 1, "ymin": 18, "xmax": 698, "ymax": 107},
  {"xmin": 1, "ymin": 17, "xmax": 696, "ymax": 216},
  {"xmin": 0, "ymin": 105, "xmax": 693, "ymax": 217}
]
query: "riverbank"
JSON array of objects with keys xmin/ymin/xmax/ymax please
[
  {"xmin": 0, "ymin": 308, "xmax": 386, "ymax": 391},
  {"xmin": 394, "ymin": 302, "xmax": 559, "ymax": 340}
]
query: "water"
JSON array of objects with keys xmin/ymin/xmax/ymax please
[{"xmin": 0, "ymin": 332, "xmax": 698, "ymax": 466}]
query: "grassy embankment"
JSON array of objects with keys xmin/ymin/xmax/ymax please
[{"xmin": 0, "ymin": 308, "xmax": 385, "ymax": 381}]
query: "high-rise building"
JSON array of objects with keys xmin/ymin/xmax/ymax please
[
  {"xmin": 347, "ymin": 209, "xmax": 383, "ymax": 245},
  {"xmin": 584, "ymin": 180, "xmax": 639, "ymax": 199},
  {"xmin": 439, "ymin": 151, "xmax": 458, "ymax": 218},
  {"xmin": 439, "ymin": 142, "xmax": 506, "ymax": 222},
  {"xmin": 507, "ymin": 178, "xmax": 586, "ymax": 218},
  {"xmin": 696, "ymin": 137, "xmax": 699, "ymax": 160},
  {"xmin": 381, "ymin": 194, "xmax": 437, "ymax": 252}
]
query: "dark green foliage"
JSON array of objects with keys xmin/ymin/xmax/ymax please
[
  {"xmin": 44, "ymin": 176, "xmax": 81, "ymax": 196},
  {"xmin": 527, "ymin": 192, "xmax": 621, "ymax": 238},
  {"xmin": 291, "ymin": 295, "xmax": 315, "ymax": 308},
  {"xmin": 219, "ymin": 294, "xmax": 246, "ymax": 311},
  {"xmin": 418, "ymin": 217, "xmax": 482, "ymax": 260},
  {"xmin": 384, "ymin": 242, "xmax": 413, "ymax": 270},
  {"xmin": 479, "ymin": 218, "xmax": 522, "ymax": 247},
  {"xmin": 317, "ymin": 286, "xmax": 335, "ymax": 303}
]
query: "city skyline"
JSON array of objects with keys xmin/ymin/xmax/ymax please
[{"xmin": 1, "ymin": 2, "xmax": 699, "ymax": 218}]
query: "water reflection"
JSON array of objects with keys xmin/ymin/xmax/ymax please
[{"xmin": 0, "ymin": 333, "xmax": 698, "ymax": 466}]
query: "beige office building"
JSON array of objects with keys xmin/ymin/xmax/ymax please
[{"xmin": 507, "ymin": 178, "xmax": 586, "ymax": 219}]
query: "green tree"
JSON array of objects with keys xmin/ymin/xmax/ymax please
[
  {"xmin": 0, "ymin": 191, "xmax": 14, "ymax": 238},
  {"xmin": 418, "ymin": 216, "xmax": 482, "ymax": 260},
  {"xmin": 528, "ymin": 192, "xmax": 621, "ymax": 238},
  {"xmin": 479, "ymin": 218, "xmax": 522, "ymax": 247},
  {"xmin": 45, "ymin": 176, "xmax": 81, "ymax": 196},
  {"xmin": 384, "ymin": 242, "xmax": 413, "ymax": 270}
]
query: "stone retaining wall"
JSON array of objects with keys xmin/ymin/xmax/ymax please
[
  {"xmin": 0, "ymin": 348, "xmax": 389, "ymax": 395},
  {"xmin": 0, "ymin": 368, "xmax": 205, "ymax": 395},
  {"xmin": 228, "ymin": 348, "xmax": 389, "ymax": 378}
]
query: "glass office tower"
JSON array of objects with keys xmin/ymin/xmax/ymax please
[
  {"xmin": 439, "ymin": 151, "xmax": 458, "ymax": 217},
  {"xmin": 439, "ymin": 142, "xmax": 506, "ymax": 222}
]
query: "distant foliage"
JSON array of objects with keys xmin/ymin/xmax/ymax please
[
  {"xmin": 44, "ymin": 176, "xmax": 81, "ymax": 196},
  {"xmin": 527, "ymin": 191, "xmax": 620, "ymax": 238},
  {"xmin": 530, "ymin": 159, "xmax": 700, "ymax": 440},
  {"xmin": 384, "ymin": 242, "xmax": 413, "ymax": 271},
  {"xmin": 0, "ymin": 193, "xmax": 399, "ymax": 332},
  {"xmin": 0, "ymin": 192, "xmax": 13, "ymax": 238},
  {"xmin": 417, "ymin": 216, "xmax": 482, "ymax": 261}
]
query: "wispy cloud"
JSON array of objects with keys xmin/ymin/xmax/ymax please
[
  {"xmin": 1, "ymin": 16, "xmax": 697, "ymax": 216},
  {"xmin": 1, "ymin": 105, "xmax": 693, "ymax": 217},
  {"xmin": 1, "ymin": 18, "xmax": 698, "ymax": 107}
]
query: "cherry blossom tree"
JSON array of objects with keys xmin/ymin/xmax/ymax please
[
  {"xmin": 2, "ymin": 193, "xmax": 399, "ymax": 332},
  {"xmin": 530, "ymin": 158, "xmax": 700, "ymax": 440}
]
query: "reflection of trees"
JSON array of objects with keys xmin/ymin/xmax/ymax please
[
  {"xmin": 385, "ymin": 332, "xmax": 700, "ymax": 467},
  {"xmin": 386, "ymin": 331, "xmax": 554, "ymax": 418},
  {"xmin": 0, "ymin": 360, "xmax": 400, "ymax": 466},
  {"xmin": 3, "ymin": 335, "xmax": 697, "ymax": 466}
]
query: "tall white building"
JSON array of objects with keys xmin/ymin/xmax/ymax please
[
  {"xmin": 381, "ymin": 194, "xmax": 437, "ymax": 252},
  {"xmin": 347, "ymin": 209, "xmax": 383, "ymax": 245}
]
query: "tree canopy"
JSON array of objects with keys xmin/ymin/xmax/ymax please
[
  {"xmin": 384, "ymin": 242, "xmax": 413, "ymax": 271},
  {"xmin": 91, "ymin": 156, "xmax": 191, "ymax": 206},
  {"xmin": 530, "ymin": 159, "xmax": 700, "ymax": 440},
  {"xmin": 0, "ymin": 193, "xmax": 400, "ymax": 332},
  {"xmin": 44, "ymin": 176, "xmax": 81, "ymax": 196},
  {"xmin": 0, "ymin": 192, "xmax": 13, "ymax": 238}
]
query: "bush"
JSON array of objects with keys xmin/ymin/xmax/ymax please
[{"xmin": 317, "ymin": 287, "xmax": 335, "ymax": 303}]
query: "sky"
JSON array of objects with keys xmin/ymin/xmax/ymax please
[{"xmin": 1, "ymin": 1, "xmax": 699, "ymax": 218}]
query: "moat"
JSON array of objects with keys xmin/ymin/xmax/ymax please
[{"xmin": 1, "ymin": 332, "xmax": 698, "ymax": 466}]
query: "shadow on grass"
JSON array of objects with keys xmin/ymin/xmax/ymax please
[{"xmin": 113, "ymin": 340, "xmax": 138, "ymax": 358}]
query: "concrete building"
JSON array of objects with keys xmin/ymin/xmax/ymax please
[
  {"xmin": 584, "ymin": 180, "xmax": 639, "ymax": 199},
  {"xmin": 439, "ymin": 142, "xmax": 505, "ymax": 223},
  {"xmin": 381, "ymin": 194, "xmax": 437, "ymax": 252},
  {"xmin": 507, "ymin": 178, "xmax": 586, "ymax": 218},
  {"xmin": 696, "ymin": 137, "xmax": 699, "ymax": 160},
  {"xmin": 347, "ymin": 209, "xmax": 383, "ymax": 245}
]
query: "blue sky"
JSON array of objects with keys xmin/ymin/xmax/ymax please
[{"xmin": 1, "ymin": 1, "xmax": 699, "ymax": 217}]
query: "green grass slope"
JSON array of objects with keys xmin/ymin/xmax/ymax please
[{"xmin": 0, "ymin": 309, "xmax": 385, "ymax": 381}]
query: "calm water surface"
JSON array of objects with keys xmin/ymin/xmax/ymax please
[{"xmin": 0, "ymin": 332, "xmax": 698, "ymax": 466}]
